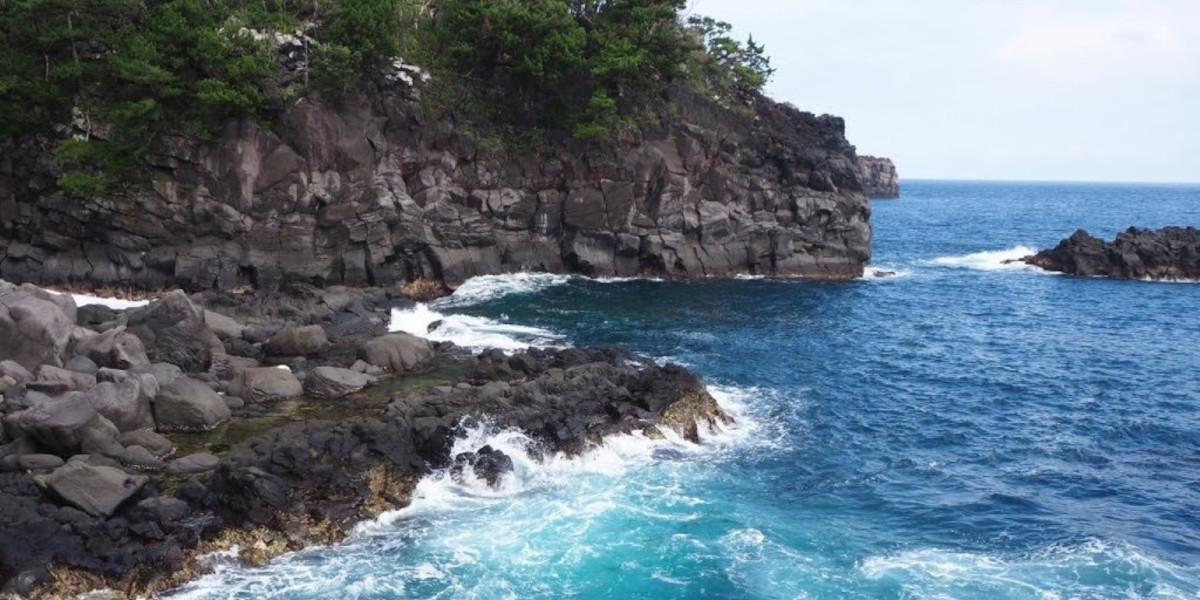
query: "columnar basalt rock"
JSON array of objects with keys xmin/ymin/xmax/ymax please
[{"xmin": 0, "ymin": 83, "xmax": 871, "ymax": 291}]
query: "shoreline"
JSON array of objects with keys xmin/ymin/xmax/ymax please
[{"xmin": 0, "ymin": 279, "xmax": 731, "ymax": 598}]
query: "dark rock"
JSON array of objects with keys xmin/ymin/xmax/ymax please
[
  {"xmin": 152, "ymin": 377, "xmax": 231, "ymax": 432},
  {"xmin": 0, "ymin": 283, "xmax": 76, "ymax": 371},
  {"xmin": 303, "ymin": 366, "xmax": 376, "ymax": 399},
  {"xmin": 125, "ymin": 291, "xmax": 214, "ymax": 372},
  {"xmin": 35, "ymin": 463, "xmax": 148, "ymax": 518},
  {"xmin": 76, "ymin": 304, "xmax": 119, "ymax": 329},
  {"xmin": 84, "ymin": 370, "xmax": 158, "ymax": 432},
  {"xmin": 359, "ymin": 333, "xmax": 435, "ymax": 374},
  {"xmin": 12, "ymin": 394, "xmax": 120, "ymax": 457},
  {"xmin": 229, "ymin": 367, "xmax": 303, "ymax": 403},
  {"xmin": 1025, "ymin": 227, "xmax": 1200, "ymax": 280},
  {"xmin": 264, "ymin": 325, "xmax": 328, "ymax": 357},
  {"xmin": 450, "ymin": 445, "xmax": 514, "ymax": 488},
  {"xmin": 203, "ymin": 309, "xmax": 246, "ymax": 340},
  {"xmin": 136, "ymin": 496, "xmax": 190, "ymax": 522},
  {"xmin": 72, "ymin": 327, "xmax": 150, "ymax": 370},
  {"xmin": 165, "ymin": 453, "xmax": 219, "ymax": 475}
]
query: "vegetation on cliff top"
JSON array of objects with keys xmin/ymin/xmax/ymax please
[{"xmin": 0, "ymin": 0, "xmax": 774, "ymax": 193}]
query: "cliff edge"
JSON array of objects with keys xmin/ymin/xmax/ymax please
[
  {"xmin": 0, "ymin": 81, "xmax": 871, "ymax": 291},
  {"xmin": 857, "ymin": 155, "xmax": 900, "ymax": 199}
]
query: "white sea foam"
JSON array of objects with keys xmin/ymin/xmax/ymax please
[
  {"xmin": 40, "ymin": 287, "xmax": 153, "ymax": 309},
  {"xmin": 388, "ymin": 303, "xmax": 564, "ymax": 352},
  {"xmin": 863, "ymin": 265, "xmax": 914, "ymax": 281},
  {"xmin": 433, "ymin": 273, "xmax": 574, "ymax": 309},
  {"xmin": 861, "ymin": 539, "xmax": 1199, "ymax": 599},
  {"xmin": 927, "ymin": 245, "xmax": 1043, "ymax": 272}
]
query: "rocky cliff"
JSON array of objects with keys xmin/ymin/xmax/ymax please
[
  {"xmin": 0, "ymin": 81, "xmax": 871, "ymax": 292},
  {"xmin": 857, "ymin": 155, "xmax": 899, "ymax": 199}
]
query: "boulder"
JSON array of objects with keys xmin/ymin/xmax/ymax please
[
  {"xmin": 84, "ymin": 370, "xmax": 158, "ymax": 432},
  {"xmin": 152, "ymin": 377, "xmax": 231, "ymax": 432},
  {"xmin": 16, "ymin": 454, "xmax": 65, "ymax": 472},
  {"xmin": 165, "ymin": 452, "xmax": 219, "ymax": 475},
  {"xmin": 12, "ymin": 394, "xmax": 120, "ymax": 457},
  {"xmin": 303, "ymin": 366, "xmax": 377, "ymax": 399},
  {"xmin": 0, "ymin": 360, "xmax": 34, "ymax": 385},
  {"xmin": 119, "ymin": 429, "xmax": 174, "ymax": 458},
  {"xmin": 0, "ymin": 282, "xmax": 76, "ymax": 370},
  {"xmin": 359, "ymin": 333, "xmax": 435, "ymax": 374},
  {"xmin": 147, "ymin": 362, "xmax": 184, "ymax": 388},
  {"xmin": 63, "ymin": 356, "xmax": 99, "ymax": 375},
  {"xmin": 137, "ymin": 496, "xmax": 191, "ymax": 522},
  {"xmin": 120, "ymin": 445, "xmax": 165, "ymax": 471},
  {"xmin": 33, "ymin": 365, "xmax": 96, "ymax": 392},
  {"xmin": 71, "ymin": 327, "xmax": 150, "ymax": 370},
  {"xmin": 229, "ymin": 367, "xmax": 303, "ymax": 403},
  {"xmin": 264, "ymin": 325, "xmax": 328, "ymax": 357},
  {"xmin": 125, "ymin": 290, "xmax": 214, "ymax": 372},
  {"xmin": 35, "ymin": 463, "xmax": 148, "ymax": 518},
  {"xmin": 203, "ymin": 309, "xmax": 246, "ymax": 340}
]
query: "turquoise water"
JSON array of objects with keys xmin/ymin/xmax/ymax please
[{"xmin": 172, "ymin": 181, "xmax": 1200, "ymax": 599}]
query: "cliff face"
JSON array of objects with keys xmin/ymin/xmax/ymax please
[
  {"xmin": 0, "ymin": 82, "xmax": 871, "ymax": 291},
  {"xmin": 857, "ymin": 155, "xmax": 899, "ymax": 199}
]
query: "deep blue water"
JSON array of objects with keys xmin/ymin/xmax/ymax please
[{"xmin": 174, "ymin": 180, "xmax": 1200, "ymax": 599}]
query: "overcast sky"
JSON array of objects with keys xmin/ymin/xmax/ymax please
[{"xmin": 689, "ymin": 0, "xmax": 1200, "ymax": 183}]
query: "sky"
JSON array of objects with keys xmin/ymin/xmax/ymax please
[{"xmin": 689, "ymin": 0, "xmax": 1200, "ymax": 183}]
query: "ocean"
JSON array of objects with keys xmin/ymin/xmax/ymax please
[{"xmin": 170, "ymin": 180, "xmax": 1200, "ymax": 599}]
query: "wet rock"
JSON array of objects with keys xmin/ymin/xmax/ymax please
[
  {"xmin": 228, "ymin": 367, "xmax": 303, "ymax": 403},
  {"xmin": 359, "ymin": 333, "xmax": 435, "ymax": 374},
  {"xmin": 303, "ymin": 366, "xmax": 376, "ymax": 399},
  {"xmin": 0, "ymin": 282, "xmax": 76, "ymax": 371},
  {"xmin": 165, "ymin": 453, "xmax": 219, "ymax": 475},
  {"xmin": 450, "ymin": 445, "xmax": 514, "ymax": 488},
  {"xmin": 35, "ymin": 463, "xmax": 148, "ymax": 518},
  {"xmin": 119, "ymin": 445, "xmax": 165, "ymax": 471},
  {"xmin": 264, "ymin": 325, "xmax": 328, "ymax": 357},
  {"xmin": 152, "ymin": 377, "xmax": 231, "ymax": 432}
]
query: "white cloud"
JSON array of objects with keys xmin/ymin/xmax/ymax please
[{"xmin": 995, "ymin": 18, "xmax": 1184, "ymax": 64}]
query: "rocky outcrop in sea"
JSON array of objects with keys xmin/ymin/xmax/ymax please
[
  {"xmin": 0, "ymin": 81, "xmax": 871, "ymax": 292},
  {"xmin": 1023, "ymin": 226, "xmax": 1200, "ymax": 280},
  {"xmin": 856, "ymin": 155, "xmax": 899, "ymax": 199},
  {"xmin": 0, "ymin": 279, "xmax": 729, "ymax": 597}
]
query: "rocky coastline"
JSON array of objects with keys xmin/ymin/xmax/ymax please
[
  {"xmin": 856, "ymin": 155, "xmax": 899, "ymax": 199},
  {"xmin": 0, "ymin": 279, "xmax": 728, "ymax": 598},
  {"xmin": 1022, "ymin": 226, "xmax": 1200, "ymax": 280}
]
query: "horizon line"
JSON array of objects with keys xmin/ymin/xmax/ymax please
[{"xmin": 900, "ymin": 177, "xmax": 1200, "ymax": 186}]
